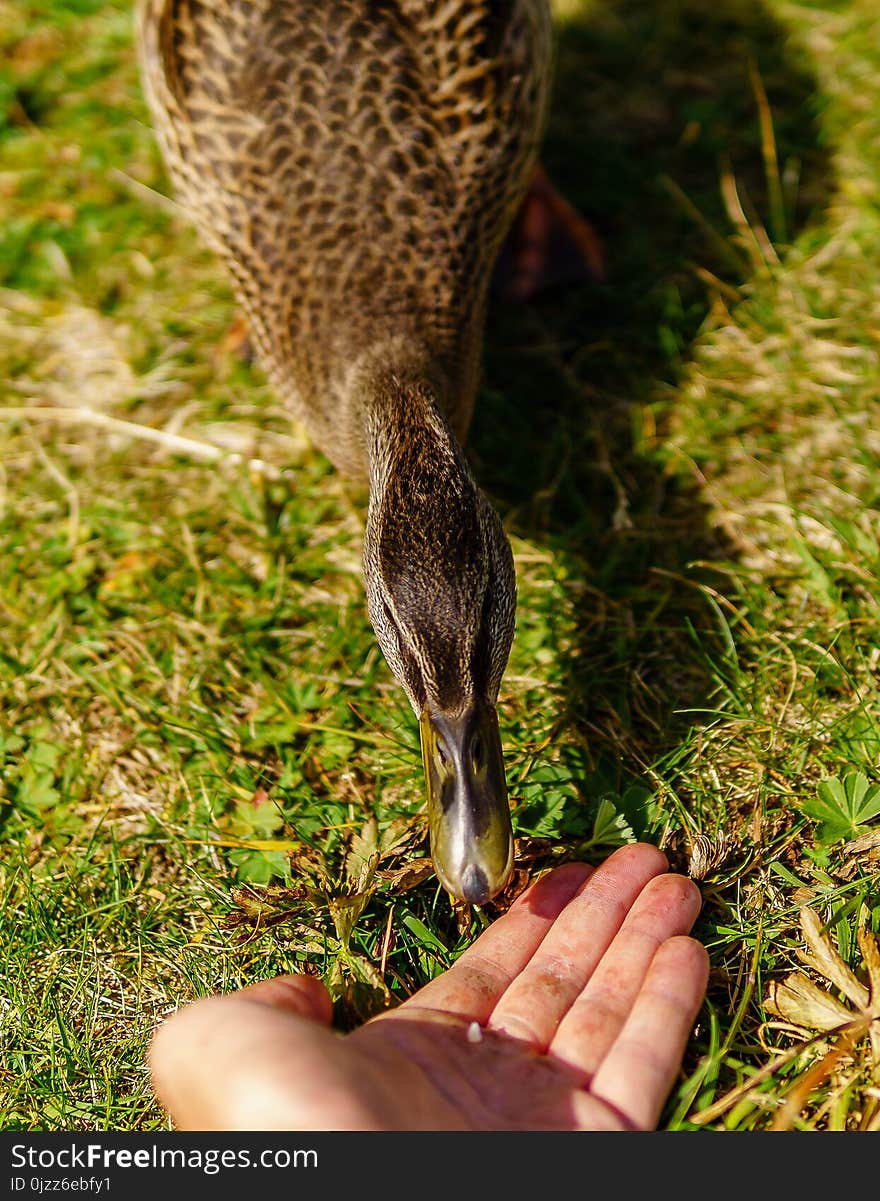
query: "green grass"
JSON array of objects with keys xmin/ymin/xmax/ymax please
[{"xmin": 2, "ymin": 0, "xmax": 879, "ymax": 1131}]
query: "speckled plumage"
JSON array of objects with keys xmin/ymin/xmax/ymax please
[
  {"xmin": 138, "ymin": 0, "xmax": 552, "ymax": 476},
  {"xmin": 137, "ymin": 0, "xmax": 555, "ymax": 899}
]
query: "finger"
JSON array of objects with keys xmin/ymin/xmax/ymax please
[
  {"xmin": 150, "ymin": 975, "xmax": 334, "ymax": 1130},
  {"xmin": 548, "ymin": 872, "xmax": 702, "ymax": 1071},
  {"xmin": 587, "ymin": 935, "xmax": 710, "ymax": 1130},
  {"xmin": 401, "ymin": 861, "xmax": 594, "ymax": 1021},
  {"xmin": 236, "ymin": 973, "xmax": 334, "ymax": 1023},
  {"xmin": 487, "ymin": 843, "xmax": 670, "ymax": 1047}
]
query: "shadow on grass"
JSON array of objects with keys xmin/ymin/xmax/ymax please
[{"xmin": 470, "ymin": 0, "xmax": 834, "ymax": 835}]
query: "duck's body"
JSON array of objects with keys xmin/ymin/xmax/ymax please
[{"xmin": 137, "ymin": 0, "xmax": 554, "ymax": 903}]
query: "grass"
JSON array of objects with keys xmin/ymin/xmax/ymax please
[{"xmin": 1, "ymin": 0, "xmax": 879, "ymax": 1131}]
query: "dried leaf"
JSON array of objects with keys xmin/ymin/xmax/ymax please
[
  {"xmin": 378, "ymin": 815, "xmax": 426, "ymax": 859},
  {"xmin": 688, "ymin": 832, "xmax": 727, "ymax": 880},
  {"xmin": 345, "ymin": 817, "xmax": 379, "ymax": 890},
  {"xmin": 378, "ymin": 858, "xmax": 435, "ymax": 893},
  {"xmin": 453, "ymin": 897, "xmax": 475, "ymax": 937},
  {"xmin": 857, "ymin": 928, "xmax": 880, "ymax": 1064},
  {"xmin": 224, "ymin": 881, "xmax": 311, "ymax": 928},
  {"xmin": 765, "ymin": 974, "xmax": 855, "ymax": 1031},
  {"xmin": 512, "ymin": 836, "xmax": 559, "ymax": 864},
  {"xmin": 288, "ymin": 840, "xmax": 330, "ymax": 889},
  {"xmin": 328, "ymin": 889, "xmax": 374, "ymax": 948},
  {"xmin": 842, "ymin": 828, "xmax": 880, "ymax": 857},
  {"xmin": 797, "ymin": 908, "xmax": 869, "ymax": 1008},
  {"xmin": 857, "ymin": 927, "xmax": 880, "ymax": 1001},
  {"xmin": 344, "ymin": 949, "xmax": 389, "ymax": 994},
  {"xmin": 328, "ymin": 952, "xmax": 391, "ymax": 1026}
]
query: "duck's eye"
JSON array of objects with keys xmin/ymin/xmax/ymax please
[
  {"xmin": 471, "ymin": 732, "xmax": 484, "ymax": 773},
  {"xmin": 436, "ymin": 738, "xmax": 450, "ymax": 769}
]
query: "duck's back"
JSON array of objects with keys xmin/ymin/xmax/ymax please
[{"xmin": 138, "ymin": 0, "xmax": 552, "ymax": 475}]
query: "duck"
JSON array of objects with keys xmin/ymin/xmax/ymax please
[{"xmin": 136, "ymin": 0, "xmax": 559, "ymax": 905}]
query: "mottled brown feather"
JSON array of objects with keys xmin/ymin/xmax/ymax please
[
  {"xmin": 137, "ymin": 0, "xmax": 552, "ymax": 476},
  {"xmin": 137, "ymin": 0, "xmax": 551, "ymax": 717}
]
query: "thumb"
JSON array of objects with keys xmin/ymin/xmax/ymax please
[
  {"xmin": 236, "ymin": 972, "xmax": 335, "ymax": 1022},
  {"xmin": 149, "ymin": 974, "xmax": 335, "ymax": 1130}
]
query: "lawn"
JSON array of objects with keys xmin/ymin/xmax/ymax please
[{"xmin": 1, "ymin": 0, "xmax": 879, "ymax": 1131}]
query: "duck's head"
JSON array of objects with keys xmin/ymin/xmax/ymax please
[{"xmin": 362, "ymin": 374, "xmax": 516, "ymax": 905}]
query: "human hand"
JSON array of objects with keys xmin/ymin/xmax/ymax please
[{"xmin": 150, "ymin": 842, "xmax": 708, "ymax": 1130}]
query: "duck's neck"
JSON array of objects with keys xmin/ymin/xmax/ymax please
[
  {"xmin": 352, "ymin": 340, "xmax": 467, "ymax": 499},
  {"xmin": 353, "ymin": 340, "xmax": 490, "ymax": 715}
]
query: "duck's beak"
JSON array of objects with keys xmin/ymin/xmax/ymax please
[{"xmin": 419, "ymin": 701, "xmax": 514, "ymax": 905}]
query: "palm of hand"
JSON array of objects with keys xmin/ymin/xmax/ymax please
[
  {"xmin": 150, "ymin": 846, "xmax": 707, "ymax": 1131},
  {"xmin": 343, "ymin": 1009, "xmax": 635, "ymax": 1130}
]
